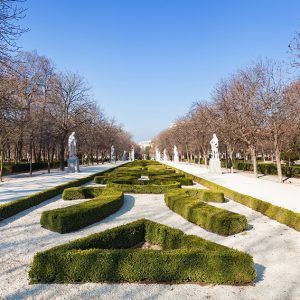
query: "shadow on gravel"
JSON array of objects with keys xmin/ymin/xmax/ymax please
[{"xmin": 254, "ymin": 263, "xmax": 266, "ymax": 283}]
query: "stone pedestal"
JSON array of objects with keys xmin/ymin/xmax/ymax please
[
  {"xmin": 209, "ymin": 158, "xmax": 221, "ymax": 174},
  {"xmin": 68, "ymin": 156, "xmax": 80, "ymax": 173}
]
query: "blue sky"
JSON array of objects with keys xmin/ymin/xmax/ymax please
[{"xmin": 18, "ymin": 0, "xmax": 300, "ymax": 142}]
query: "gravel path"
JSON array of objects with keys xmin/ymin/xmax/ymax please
[
  {"xmin": 163, "ymin": 161, "xmax": 300, "ymax": 213},
  {"xmin": 0, "ymin": 162, "xmax": 124, "ymax": 205},
  {"xmin": 1, "ymin": 188, "xmax": 300, "ymax": 299}
]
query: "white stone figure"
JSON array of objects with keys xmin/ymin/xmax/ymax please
[
  {"xmin": 209, "ymin": 133, "xmax": 221, "ymax": 174},
  {"xmin": 131, "ymin": 146, "xmax": 135, "ymax": 161},
  {"xmin": 210, "ymin": 133, "xmax": 219, "ymax": 159},
  {"xmin": 67, "ymin": 132, "xmax": 80, "ymax": 173},
  {"xmin": 163, "ymin": 149, "xmax": 168, "ymax": 162},
  {"xmin": 68, "ymin": 132, "xmax": 77, "ymax": 157},
  {"xmin": 122, "ymin": 150, "xmax": 127, "ymax": 161},
  {"xmin": 173, "ymin": 145, "xmax": 179, "ymax": 163},
  {"xmin": 155, "ymin": 148, "xmax": 161, "ymax": 161},
  {"xmin": 111, "ymin": 145, "xmax": 116, "ymax": 163}
]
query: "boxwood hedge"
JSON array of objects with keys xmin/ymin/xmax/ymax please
[
  {"xmin": 0, "ymin": 165, "xmax": 124, "ymax": 221},
  {"xmin": 40, "ymin": 187, "xmax": 123, "ymax": 233},
  {"xmin": 29, "ymin": 219, "xmax": 256, "ymax": 284},
  {"xmin": 165, "ymin": 189, "xmax": 247, "ymax": 235},
  {"xmin": 167, "ymin": 164, "xmax": 300, "ymax": 232},
  {"xmin": 107, "ymin": 181, "xmax": 181, "ymax": 193}
]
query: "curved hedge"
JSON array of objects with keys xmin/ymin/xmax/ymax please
[
  {"xmin": 165, "ymin": 189, "xmax": 247, "ymax": 236},
  {"xmin": 167, "ymin": 164, "xmax": 300, "ymax": 232},
  {"xmin": 40, "ymin": 187, "xmax": 123, "ymax": 233},
  {"xmin": 29, "ymin": 219, "xmax": 256, "ymax": 284}
]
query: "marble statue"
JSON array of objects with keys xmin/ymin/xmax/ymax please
[
  {"xmin": 111, "ymin": 145, "xmax": 116, "ymax": 162},
  {"xmin": 122, "ymin": 150, "xmax": 127, "ymax": 161},
  {"xmin": 210, "ymin": 133, "xmax": 219, "ymax": 159},
  {"xmin": 155, "ymin": 148, "xmax": 161, "ymax": 161},
  {"xmin": 173, "ymin": 145, "xmax": 179, "ymax": 163},
  {"xmin": 209, "ymin": 133, "xmax": 221, "ymax": 174},
  {"xmin": 163, "ymin": 149, "xmax": 168, "ymax": 162},
  {"xmin": 67, "ymin": 132, "xmax": 80, "ymax": 173},
  {"xmin": 68, "ymin": 132, "xmax": 77, "ymax": 157},
  {"xmin": 131, "ymin": 146, "xmax": 135, "ymax": 161}
]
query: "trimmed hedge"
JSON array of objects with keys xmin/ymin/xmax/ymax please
[
  {"xmin": 2, "ymin": 161, "xmax": 67, "ymax": 175},
  {"xmin": 165, "ymin": 189, "xmax": 247, "ymax": 236},
  {"xmin": 179, "ymin": 188, "xmax": 225, "ymax": 203},
  {"xmin": 107, "ymin": 182, "xmax": 181, "ymax": 193},
  {"xmin": 167, "ymin": 165, "xmax": 300, "ymax": 232},
  {"xmin": 29, "ymin": 219, "xmax": 256, "ymax": 284},
  {"xmin": 41, "ymin": 187, "xmax": 123, "ymax": 233},
  {"xmin": 0, "ymin": 164, "xmax": 123, "ymax": 221}
]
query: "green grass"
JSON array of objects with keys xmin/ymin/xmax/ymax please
[{"xmin": 29, "ymin": 219, "xmax": 256, "ymax": 285}]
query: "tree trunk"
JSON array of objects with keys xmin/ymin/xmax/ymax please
[
  {"xmin": 0, "ymin": 148, "xmax": 4, "ymax": 182},
  {"xmin": 59, "ymin": 140, "xmax": 65, "ymax": 171},
  {"xmin": 250, "ymin": 147, "xmax": 258, "ymax": 177},
  {"xmin": 47, "ymin": 146, "xmax": 51, "ymax": 174},
  {"xmin": 29, "ymin": 140, "xmax": 33, "ymax": 176},
  {"xmin": 274, "ymin": 142, "xmax": 283, "ymax": 183}
]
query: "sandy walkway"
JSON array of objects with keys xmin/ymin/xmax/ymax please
[
  {"xmin": 0, "ymin": 162, "xmax": 124, "ymax": 205},
  {"xmin": 163, "ymin": 161, "xmax": 300, "ymax": 213},
  {"xmin": 1, "ymin": 187, "xmax": 299, "ymax": 299}
]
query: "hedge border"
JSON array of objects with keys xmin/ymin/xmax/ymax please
[
  {"xmin": 40, "ymin": 187, "xmax": 124, "ymax": 233},
  {"xmin": 165, "ymin": 189, "xmax": 248, "ymax": 236},
  {"xmin": 29, "ymin": 219, "xmax": 256, "ymax": 285},
  {"xmin": 107, "ymin": 182, "xmax": 181, "ymax": 193},
  {"xmin": 0, "ymin": 164, "xmax": 125, "ymax": 220},
  {"xmin": 166, "ymin": 164, "xmax": 300, "ymax": 232}
]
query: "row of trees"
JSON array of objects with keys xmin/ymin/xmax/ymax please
[
  {"xmin": 154, "ymin": 57, "xmax": 300, "ymax": 183},
  {"xmin": 0, "ymin": 51, "xmax": 137, "ymax": 179},
  {"xmin": 0, "ymin": 1, "xmax": 138, "ymax": 180}
]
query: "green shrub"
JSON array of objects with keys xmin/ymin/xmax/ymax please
[
  {"xmin": 29, "ymin": 219, "xmax": 256, "ymax": 284},
  {"xmin": 0, "ymin": 164, "xmax": 123, "ymax": 221},
  {"xmin": 165, "ymin": 190, "xmax": 247, "ymax": 235},
  {"xmin": 167, "ymin": 165, "xmax": 300, "ymax": 232},
  {"xmin": 107, "ymin": 182, "xmax": 181, "ymax": 193},
  {"xmin": 180, "ymin": 188, "xmax": 225, "ymax": 203},
  {"xmin": 41, "ymin": 188, "xmax": 123, "ymax": 233}
]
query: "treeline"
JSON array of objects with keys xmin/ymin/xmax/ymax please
[
  {"xmin": 155, "ymin": 54, "xmax": 300, "ymax": 183},
  {"xmin": 0, "ymin": 50, "xmax": 137, "ymax": 178}
]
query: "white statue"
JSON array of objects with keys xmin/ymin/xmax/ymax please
[
  {"xmin": 67, "ymin": 132, "xmax": 79, "ymax": 172},
  {"xmin": 173, "ymin": 145, "xmax": 179, "ymax": 162},
  {"xmin": 68, "ymin": 132, "xmax": 77, "ymax": 157},
  {"xmin": 155, "ymin": 148, "xmax": 161, "ymax": 161},
  {"xmin": 111, "ymin": 145, "xmax": 116, "ymax": 162},
  {"xmin": 131, "ymin": 146, "xmax": 135, "ymax": 161},
  {"xmin": 210, "ymin": 133, "xmax": 219, "ymax": 159},
  {"xmin": 163, "ymin": 149, "xmax": 168, "ymax": 161},
  {"xmin": 209, "ymin": 133, "xmax": 221, "ymax": 174}
]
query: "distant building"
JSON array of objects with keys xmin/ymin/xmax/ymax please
[{"xmin": 138, "ymin": 140, "xmax": 152, "ymax": 150}]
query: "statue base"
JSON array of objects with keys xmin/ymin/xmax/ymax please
[
  {"xmin": 68, "ymin": 156, "xmax": 80, "ymax": 173},
  {"xmin": 209, "ymin": 158, "xmax": 221, "ymax": 174},
  {"xmin": 174, "ymin": 157, "xmax": 179, "ymax": 163}
]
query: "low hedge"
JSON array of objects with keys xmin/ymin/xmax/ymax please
[
  {"xmin": 2, "ymin": 161, "xmax": 67, "ymax": 175},
  {"xmin": 107, "ymin": 182, "xmax": 181, "ymax": 193},
  {"xmin": 165, "ymin": 190, "xmax": 247, "ymax": 236},
  {"xmin": 41, "ymin": 187, "xmax": 123, "ymax": 233},
  {"xmin": 180, "ymin": 188, "xmax": 225, "ymax": 203},
  {"xmin": 168, "ymin": 165, "xmax": 300, "ymax": 232},
  {"xmin": 0, "ymin": 164, "xmax": 124, "ymax": 221},
  {"xmin": 29, "ymin": 219, "xmax": 256, "ymax": 284}
]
